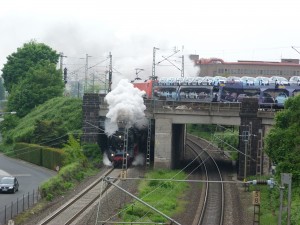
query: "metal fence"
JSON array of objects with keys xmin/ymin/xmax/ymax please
[{"xmin": 0, "ymin": 188, "xmax": 40, "ymax": 225}]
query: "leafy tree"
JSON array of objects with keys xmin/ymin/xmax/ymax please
[
  {"xmin": 63, "ymin": 134, "xmax": 87, "ymax": 165},
  {"xmin": 31, "ymin": 119, "xmax": 68, "ymax": 148},
  {"xmin": 1, "ymin": 40, "xmax": 59, "ymax": 93},
  {"xmin": 7, "ymin": 61, "xmax": 64, "ymax": 117},
  {"xmin": 265, "ymin": 95, "xmax": 300, "ymax": 185},
  {"xmin": 0, "ymin": 97, "xmax": 82, "ymax": 147}
]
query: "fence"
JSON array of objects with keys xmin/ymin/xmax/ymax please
[{"xmin": 0, "ymin": 188, "xmax": 40, "ymax": 225}]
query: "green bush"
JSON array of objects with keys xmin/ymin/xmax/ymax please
[
  {"xmin": 9, "ymin": 143, "xmax": 65, "ymax": 170},
  {"xmin": 40, "ymin": 161, "xmax": 91, "ymax": 199},
  {"xmin": 82, "ymin": 143, "xmax": 102, "ymax": 163},
  {"xmin": 1, "ymin": 97, "xmax": 82, "ymax": 147}
]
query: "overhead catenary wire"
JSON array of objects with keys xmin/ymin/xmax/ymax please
[{"xmin": 101, "ymin": 132, "xmax": 218, "ymax": 224}]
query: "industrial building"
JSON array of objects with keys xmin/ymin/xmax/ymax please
[{"xmin": 190, "ymin": 55, "xmax": 300, "ymax": 79}]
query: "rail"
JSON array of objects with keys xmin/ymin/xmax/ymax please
[
  {"xmin": 186, "ymin": 135, "xmax": 224, "ymax": 225},
  {"xmin": 37, "ymin": 168, "xmax": 117, "ymax": 225}
]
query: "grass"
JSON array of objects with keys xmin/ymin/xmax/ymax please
[
  {"xmin": 121, "ymin": 169, "xmax": 190, "ymax": 223},
  {"xmin": 13, "ymin": 200, "xmax": 48, "ymax": 224},
  {"xmin": 247, "ymin": 175, "xmax": 300, "ymax": 225},
  {"xmin": 187, "ymin": 124, "xmax": 239, "ymax": 160}
]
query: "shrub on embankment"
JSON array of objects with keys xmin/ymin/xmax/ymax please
[
  {"xmin": 40, "ymin": 161, "xmax": 96, "ymax": 201},
  {"xmin": 0, "ymin": 96, "xmax": 82, "ymax": 147},
  {"xmin": 39, "ymin": 134, "xmax": 99, "ymax": 201}
]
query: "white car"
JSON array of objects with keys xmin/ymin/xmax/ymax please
[
  {"xmin": 269, "ymin": 76, "xmax": 289, "ymax": 86},
  {"xmin": 226, "ymin": 76, "xmax": 241, "ymax": 84},
  {"xmin": 191, "ymin": 77, "xmax": 203, "ymax": 85},
  {"xmin": 289, "ymin": 76, "xmax": 300, "ymax": 85},
  {"xmin": 158, "ymin": 77, "xmax": 168, "ymax": 85},
  {"xmin": 255, "ymin": 76, "xmax": 269, "ymax": 86},
  {"xmin": 213, "ymin": 76, "xmax": 226, "ymax": 85},
  {"xmin": 201, "ymin": 76, "xmax": 214, "ymax": 85},
  {"xmin": 240, "ymin": 76, "xmax": 255, "ymax": 86}
]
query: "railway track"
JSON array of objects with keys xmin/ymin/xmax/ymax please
[
  {"xmin": 187, "ymin": 135, "xmax": 224, "ymax": 225},
  {"xmin": 37, "ymin": 168, "xmax": 122, "ymax": 225}
]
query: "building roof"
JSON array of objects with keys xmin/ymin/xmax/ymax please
[{"xmin": 195, "ymin": 58, "xmax": 300, "ymax": 67}]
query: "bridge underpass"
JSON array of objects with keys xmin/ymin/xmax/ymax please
[{"xmin": 83, "ymin": 94, "xmax": 276, "ymax": 179}]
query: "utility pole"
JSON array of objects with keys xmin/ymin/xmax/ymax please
[
  {"xmin": 59, "ymin": 52, "xmax": 67, "ymax": 76},
  {"xmin": 151, "ymin": 47, "xmax": 159, "ymax": 80},
  {"xmin": 84, "ymin": 54, "xmax": 93, "ymax": 93},
  {"xmin": 278, "ymin": 173, "xmax": 292, "ymax": 225},
  {"xmin": 108, "ymin": 52, "xmax": 112, "ymax": 92},
  {"xmin": 84, "ymin": 54, "xmax": 89, "ymax": 93},
  {"xmin": 181, "ymin": 54, "xmax": 184, "ymax": 77}
]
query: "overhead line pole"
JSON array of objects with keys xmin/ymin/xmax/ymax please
[
  {"xmin": 181, "ymin": 54, "xmax": 184, "ymax": 77},
  {"xmin": 108, "ymin": 52, "xmax": 112, "ymax": 92},
  {"xmin": 84, "ymin": 54, "xmax": 92, "ymax": 93},
  {"xmin": 59, "ymin": 52, "xmax": 67, "ymax": 76},
  {"xmin": 151, "ymin": 47, "xmax": 159, "ymax": 80}
]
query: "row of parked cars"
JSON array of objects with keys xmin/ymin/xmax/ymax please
[{"xmin": 158, "ymin": 75, "xmax": 300, "ymax": 86}]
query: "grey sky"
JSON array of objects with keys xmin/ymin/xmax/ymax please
[{"xmin": 1, "ymin": 0, "xmax": 300, "ymax": 83}]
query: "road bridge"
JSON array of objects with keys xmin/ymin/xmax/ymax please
[{"xmin": 83, "ymin": 94, "xmax": 277, "ymax": 179}]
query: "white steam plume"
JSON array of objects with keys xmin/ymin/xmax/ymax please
[
  {"xmin": 103, "ymin": 152, "xmax": 112, "ymax": 166},
  {"xmin": 105, "ymin": 79, "xmax": 148, "ymax": 136},
  {"xmin": 132, "ymin": 153, "xmax": 145, "ymax": 166}
]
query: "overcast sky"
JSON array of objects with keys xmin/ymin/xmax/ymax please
[{"xmin": 1, "ymin": 0, "xmax": 300, "ymax": 84}]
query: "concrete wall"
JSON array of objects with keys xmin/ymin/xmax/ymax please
[
  {"xmin": 153, "ymin": 122, "xmax": 185, "ymax": 169},
  {"xmin": 154, "ymin": 118, "xmax": 173, "ymax": 168}
]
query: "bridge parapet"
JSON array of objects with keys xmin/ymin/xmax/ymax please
[
  {"xmin": 144, "ymin": 100, "xmax": 241, "ymax": 113},
  {"xmin": 99, "ymin": 99, "xmax": 276, "ymax": 125}
]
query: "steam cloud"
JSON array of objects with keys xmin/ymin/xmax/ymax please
[
  {"xmin": 132, "ymin": 153, "xmax": 145, "ymax": 166},
  {"xmin": 104, "ymin": 79, "xmax": 148, "ymax": 136},
  {"xmin": 103, "ymin": 152, "xmax": 112, "ymax": 166}
]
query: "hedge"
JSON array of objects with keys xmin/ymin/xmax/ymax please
[{"xmin": 11, "ymin": 142, "xmax": 65, "ymax": 171}]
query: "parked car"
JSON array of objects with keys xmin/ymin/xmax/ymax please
[
  {"xmin": 240, "ymin": 76, "xmax": 255, "ymax": 86},
  {"xmin": 226, "ymin": 76, "xmax": 241, "ymax": 84},
  {"xmin": 201, "ymin": 76, "xmax": 214, "ymax": 85},
  {"xmin": 289, "ymin": 76, "xmax": 300, "ymax": 85},
  {"xmin": 275, "ymin": 92, "xmax": 288, "ymax": 108},
  {"xmin": 269, "ymin": 76, "xmax": 289, "ymax": 86},
  {"xmin": 260, "ymin": 92, "xmax": 275, "ymax": 108},
  {"xmin": 0, "ymin": 176, "xmax": 19, "ymax": 193},
  {"xmin": 213, "ymin": 76, "xmax": 226, "ymax": 85},
  {"xmin": 191, "ymin": 77, "xmax": 203, "ymax": 85},
  {"xmin": 255, "ymin": 76, "xmax": 269, "ymax": 86}
]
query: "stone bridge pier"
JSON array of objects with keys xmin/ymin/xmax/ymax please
[{"xmin": 154, "ymin": 118, "xmax": 185, "ymax": 169}]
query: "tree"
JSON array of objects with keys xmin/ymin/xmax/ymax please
[
  {"xmin": 63, "ymin": 134, "xmax": 86, "ymax": 165},
  {"xmin": 265, "ymin": 95, "xmax": 300, "ymax": 185},
  {"xmin": 1, "ymin": 40, "xmax": 59, "ymax": 93},
  {"xmin": 32, "ymin": 119, "xmax": 68, "ymax": 148},
  {"xmin": 7, "ymin": 61, "xmax": 64, "ymax": 117}
]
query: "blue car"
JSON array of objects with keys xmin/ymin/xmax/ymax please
[{"xmin": 275, "ymin": 92, "xmax": 288, "ymax": 108}]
